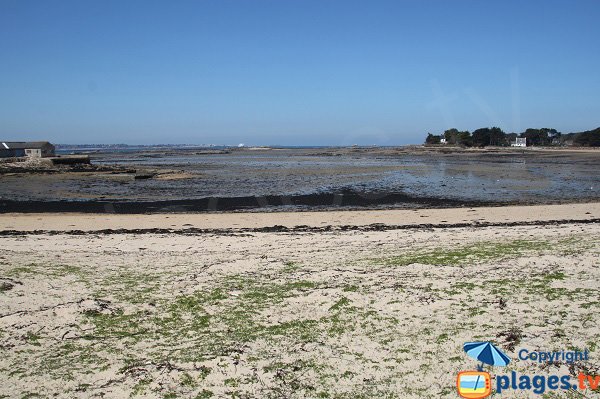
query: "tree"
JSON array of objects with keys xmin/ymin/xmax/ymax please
[
  {"xmin": 540, "ymin": 128, "xmax": 561, "ymax": 145},
  {"xmin": 443, "ymin": 128, "xmax": 472, "ymax": 146},
  {"xmin": 489, "ymin": 127, "xmax": 506, "ymax": 146},
  {"xmin": 542, "ymin": 128, "xmax": 561, "ymax": 140},
  {"xmin": 505, "ymin": 133, "xmax": 518, "ymax": 145},
  {"xmin": 521, "ymin": 128, "xmax": 550, "ymax": 146},
  {"xmin": 471, "ymin": 127, "xmax": 506, "ymax": 147},
  {"xmin": 444, "ymin": 128, "xmax": 460, "ymax": 144},
  {"xmin": 425, "ymin": 133, "xmax": 441, "ymax": 145},
  {"xmin": 574, "ymin": 128, "xmax": 600, "ymax": 146},
  {"xmin": 472, "ymin": 128, "xmax": 491, "ymax": 147},
  {"xmin": 456, "ymin": 131, "xmax": 472, "ymax": 147},
  {"xmin": 426, "ymin": 126, "xmax": 596, "ymax": 147}
]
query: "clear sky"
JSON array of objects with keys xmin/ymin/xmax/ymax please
[{"xmin": 1, "ymin": 0, "xmax": 598, "ymax": 145}]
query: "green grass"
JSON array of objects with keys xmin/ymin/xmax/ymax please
[
  {"xmin": 6, "ymin": 264, "xmax": 38, "ymax": 277},
  {"xmin": 24, "ymin": 331, "xmax": 42, "ymax": 346},
  {"xmin": 78, "ymin": 277, "xmax": 327, "ymax": 364},
  {"xmin": 4, "ymin": 233, "xmax": 597, "ymax": 398},
  {"xmin": 378, "ymin": 237, "xmax": 591, "ymax": 267},
  {"xmin": 94, "ymin": 269, "xmax": 163, "ymax": 304},
  {"xmin": 194, "ymin": 390, "xmax": 213, "ymax": 399}
]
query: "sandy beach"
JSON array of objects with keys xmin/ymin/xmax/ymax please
[
  {"xmin": 1, "ymin": 203, "xmax": 599, "ymax": 232},
  {"xmin": 1, "ymin": 204, "xmax": 599, "ymax": 398}
]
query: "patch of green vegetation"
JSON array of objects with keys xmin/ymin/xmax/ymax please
[
  {"xmin": 78, "ymin": 277, "xmax": 329, "ymax": 365},
  {"xmin": 581, "ymin": 301, "xmax": 599, "ymax": 309},
  {"xmin": 341, "ymin": 370, "xmax": 356, "ymax": 379},
  {"xmin": 329, "ymin": 297, "xmax": 351, "ymax": 311},
  {"xmin": 282, "ymin": 261, "xmax": 301, "ymax": 272},
  {"xmin": 8, "ymin": 263, "xmax": 86, "ymax": 280},
  {"xmin": 382, "ymin": 239, "xmax": 556, "ymax": 266},
  {"xmin": 266, "ymin": 319, "xmax": 320, "ymax": 341},
  {"xmin": 194, "ymin": 390, "xmax": 213, "ymax": 399},
  {"xmin": 25, "ymin": 331, "xmax": 42, "ymax": 346},
  {"xmin": 94, "ymin": 270, "xmax": 163, "ymax": 304},
  {"xmin": 453, "ymin": 282, "xmax": 476, "ymax": 290},
  {"xmin": 378, "ymin": 236, "xmax": 596, "ymax": 267},
  {"xmin": 224, "ymin": 378, "xmax": 240, "ymax": 387},
  {"xmin": 6, "ymin": 264, "xmax": 37, "ymax": 277},
  {"xmin": 85, "ymin": 309, "xmax": 148, "ymax": 341},
  {"xmin": 131, "ymin": 377, "xmax": 153, "ymax": 396},
  {"xmin": 50, "ymin": 264, "xmax": 84, "ymax": 277},
  {"xmin": 35, "ymin": 340, "xmax": 107, "ymax": 380},
  {"xmin": 465, "ymin": 262, "xmax": 594, "ymax": 304},
  {"xmin": 326, "ymin": 296, "xmax": 362, "ymax": 337},
  {"xmin": 542, "ymin": 271, "xmax": 566, "ymax": 281},
  {"xmin": 444, "ymin": 281, "xmax": 476, "ymax": 295},
  {"xmin": 240, "ymin": 280, "xmax": 317, "ymax": 306},
  {"xmin": 436, "ymin": 333, "xmax": 449, "ymax": 343},
  {"xmin": 342, "ymin": 284, "xmax": 359, "ymax": 292},
  {"xmin": 180, "ymin": 372, "xmax": 197, "ymax": 388},
  {"xmin": 48, "ymin": 269, "xmax": 404, "ymax": 398},
  {"xmin": 197, "ymin": 366, "xmax": 211, "ymax": 380}
]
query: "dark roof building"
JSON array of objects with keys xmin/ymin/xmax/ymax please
[{"xmin": 0, "ymin": 141, "xmax": 55, "ymax": 158}]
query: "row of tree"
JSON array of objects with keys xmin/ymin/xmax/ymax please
[{"xmin": 425, "ymin": 127, "xmax": 600, "ymax": 147}]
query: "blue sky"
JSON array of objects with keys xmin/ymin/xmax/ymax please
[{"xmin": 0, "ymin": 0, "xmax": 598, "ymax": 145}]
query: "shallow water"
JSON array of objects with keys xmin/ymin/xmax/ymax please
[
  {"xmin": 93, "ymin": 150, "xmax": 599, "ymax": 202},
  {"xmin": 1, "ymin": 148, "xmax": 599, "ymax": 211}
]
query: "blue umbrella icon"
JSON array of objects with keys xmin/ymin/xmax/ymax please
[
  {"xmin": 463, "ymin": 341, "xmax": 511, "ymax": 391},
  {"xmin": 464, "ymin": 341, "xmax": 511, "ymax": 369}
]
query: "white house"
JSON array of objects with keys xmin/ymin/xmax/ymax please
[{"xmin": 511, "ymin": 138, "xmax": 526, "ymax": 147}]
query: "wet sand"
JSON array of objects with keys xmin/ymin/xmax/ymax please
[{"xmin": 1, "ymin": 202, "xmax": 599, "ymax": 233}]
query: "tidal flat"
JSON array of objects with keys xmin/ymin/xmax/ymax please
[{"xmin": 1, "ymin": 146, "xmax": 599, "ymax": 212}]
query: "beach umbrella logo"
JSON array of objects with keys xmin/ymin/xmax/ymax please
[
  {"xmin": 456, "ymin": 341, "xmax": 511, "ymax": 398},
  {"xmin": 463, "ymin": 341, "xmax": 511, "ymax": 369}
]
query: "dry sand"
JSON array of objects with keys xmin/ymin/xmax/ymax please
[{"xmin": 1, "ymin": 204, "xmax": 599, "ymax": 398}]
